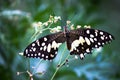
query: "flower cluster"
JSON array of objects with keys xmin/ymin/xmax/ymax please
[
  {"xmin": 32, "ymin": 15, "xmax": 61, "ymax": 34},
  {"xmin": 30, "ymin": 15, "xmax": 62, "ymax": 41},
  {"xmin": 84, "ymin": 25, "xmax": 91, "ymax": 28},
  {"xmin": 50, "ymin": 26, "xmax": 62, "ymax": 33}
]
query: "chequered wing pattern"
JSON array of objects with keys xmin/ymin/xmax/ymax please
[
  {"xmin": 67, "ymin": 28, "xmax": 114, "ymax": 59},
  {"xmin": 24, "ymin": 32, "xmax": 66, "ymax": 60},
  {"xmin": 24, "ymin": 28, "xmax": 114, "ymax": 60}
]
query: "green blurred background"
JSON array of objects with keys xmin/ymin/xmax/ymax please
[{"xmin": 0, "ymin": 0, "xmax": 120, "ymax": 80}]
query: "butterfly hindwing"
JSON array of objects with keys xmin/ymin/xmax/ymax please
[
  {"xmin": 67, "ymin": 28, "xmax": 114, "ymax": 59},
  {"xmin": 23, "ymin": 26, "xmax": 114, "ymax": 60},
  {"xmin": 24, "ymin": 32, "xmax": 66, "ymax": 60}
]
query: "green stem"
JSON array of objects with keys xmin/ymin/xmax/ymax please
[
  {"xmin": 50, "ymin": 67, "xmax": 59, "ymax": 80},
  {"xmin": 60, "ymin": 54, "xmax": 70, "ymax": 67},
  {"xmin": 30, "ymin": 22, "xmax": 53, "ymax": 41},
  {"xmin": 50, "ymin": 45, "xmax": 70, "ymax": 80},
  {"xmin": 50, "ymin": 54, "xmax": 70, "ymax": 80}
]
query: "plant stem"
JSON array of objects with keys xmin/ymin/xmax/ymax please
[
  {"xmin": 50, "ymin": 54, "xmax": 70, "ymax": 80},
  {"xmin": 50, "ymin": 45, "xmax": 70, "ymax": 80},
  {"xmin": 60, "ymin": 54, "xmax": 70, "ymax": 67},
  {"xmin": 50, "ymin": 67, "xmax": 59, "ymax": 80}
]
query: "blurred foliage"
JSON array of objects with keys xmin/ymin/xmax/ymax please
[{"xmin": 0, "ymin": 0, "xmax": 120, "ymax": 80}]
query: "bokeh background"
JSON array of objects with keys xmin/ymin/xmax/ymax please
[{"xmin": 0, "ymin": 0, "xmax": 120, "ymax": 80}]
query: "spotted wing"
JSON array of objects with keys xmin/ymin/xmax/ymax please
[
  {"xmin": 67, "ymin": 28, "xmax": 114, "ymax": 59},
  {"xmin": 24, "ymin": 32, "xmax": 66, "ymax": 60}
]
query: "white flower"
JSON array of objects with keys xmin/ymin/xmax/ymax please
[
  {"xmin": 32, "ymin": 22, "xmax": 42, "ymax": 28},
  {"xmin": 32, "ymin": 22, "xmax": 43, "ymax": 34},
  {"xmin": 43, "ymin": 22, "xmax": 48, "ymax": 26},
  {"xmin": 48, "ymin": 15, "xmax": 54, "ymax": 23},
  {"xmin": 84, "ymin": 25, "xmax": 91, "ymax": 28},
  {"xmin": 32, "ymin": 22, "xmax": 38, "ymax": 27},
  {"xmin": 70, "ymin": 24, "xmax": 74, "ymax": 30},
  {"xmin": 66, "ymin": 20, "xmax": 71, "ymax": 25},
  {"xmin": 50, "ymin": 26, "xmax": 61, "ymax": 33},
  {"xmin": 56, "ymin": 26, "xmax": 61, "ymax": 30},
  {"xmin": 54, "ymin": 16, "xmax": 61, "ymax": 20},
  {"xmin": 37, "ymin": 22, "xmax": 43, "ymax": 27},
  {"xmin": 54, "ymin": 16, "xmax": 61, "ymax": 23},
  {"xmin": 76, "ymin": 25, "xmax": 81, "ymax": 29}
]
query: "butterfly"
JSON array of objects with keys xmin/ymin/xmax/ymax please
[{"xmin": 23, "ymin": 26, "xmax": 114, "ymax": 60}]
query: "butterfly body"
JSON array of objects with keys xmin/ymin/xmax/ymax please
[{"xmin": 24, "ymin": 26, "xmax": 114, "ymax": 60}]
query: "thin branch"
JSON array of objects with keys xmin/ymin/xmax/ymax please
[{"xmin": 50, "ymin": 45, "xmax": 70, "ymax": 80}]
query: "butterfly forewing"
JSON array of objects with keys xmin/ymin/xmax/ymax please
[
  {"xmin": 24, "ymin": 32, "xmax": 66, "ymax": 60},
  {"xmin": 23, "ymin": 26, "xmax": 114, "ymax": 60},
  {"xmin": 67, "ymin": 28, "xmax": 114, "ymax": 59}
]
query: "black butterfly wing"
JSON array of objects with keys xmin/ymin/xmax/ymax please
[
  {"xmin": 24, "ymin": 32, "xmax": 66, "ymax": 60},
  {"xmin": 66, "ymin": 28, "xmax": 114, "ymax": 59}
]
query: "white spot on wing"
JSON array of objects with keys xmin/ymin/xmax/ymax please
[
  {"xmin": 46, "ymin": 56, "xmax": 48, "ymax": 59},
  {"xmin": 79, "ymin": 36, "xmax": 85, "ymax": 45},
  {"xmin": 33, "ymin": 48, "xmax": 36, "ymax": 52},
  {"xmin": 82, "ymin": 47, "xmax": 84, "ymax": 49},
  {"xmin": 109, "ymin": 35, "xmax": 112, "ymax": 39},
  {"xmin": 70, "ymin": 36, "xmax": 86, "ymax": 52},
  {"xmin": 40, "ymin": 47, "xmax": 43, "ymax": 50},
  {"xmin": 105, "ymin": 37, "xmax": 108, "ymax": 39},
  {"xmin": 47, "ymin": 43, "xmax": 51, "ymax": 52},
  {"xmin": 90, "ymin": 38, "xmax": 94, "ymax": 43},
  {"xmin": 86, "ymin": 30, "xmax": 90, "ymax": 34},
  {"xmin": 42, "ymin": 54, "xmax": 44, "ymax": 57},
  {"xmin": 44, "ymin": 46, "xmax": 47, "ymax": 51},
  {"xmin": 85, "ymin": 37, "xmax": 91, "ymax": 45},
  {"xmin": 31, "ymin": 54, "xmax": 33, "ymax": 56},
  {"xmin": 34, "ymin": 54, "xmax": 37, "ymax": 56},
  {"xmin": 44, "ymin": 37, "xmax": 47, "ymax": 41},
  {"xmin": 55, "ymin": 51, "xmax": 57, "ymax": 54},
  {"xmin": 51, "ymin": 41, "xmax": 62, "ymax": 50},
  {"xmin": 32, "ymin": 43, "xmax": 35, "ymax": 46},
  {"xmin": 90, "ymin": 34, "xmax": 94, "ymax": 38},
  {"xmin": 70, "ymin": 39, "xmax": 80, "ymax": 52},
  {"xmin": 38, "ymin": 53, "xmax": 41, "ymax": 56},
  {"xmin": 30, "ymin": 49, "xmax": 32, "ymax": 52},
  {"xmin": 94, "ymin": 38, "xmax": 97, "ymax": 41},
  {"xmin": 26, "ymin": 49, "xmax": 28, "ymax": 54},
  {"xmin": 27, "ymin": 54, "xmax": 30, "ymax": 56},
  {"xmin": 98, "ymin": 42, "xmax": 101, "ymax": 45},
  {"xmin": 80, "ymin": 54, "xmax": 84, "ymax": 59},
  {"xmin": 102, "ymin": 43, "xmax": 104, "ymax": 45},
  {"xmin": 41, "ymin": 42, "xmax": 45, "ymax": 46},
  {"xmin": 86, "ymin": 48, "xmax": 90, "ymax": 52},
  {"xmin": 36, "ymin": 40, "xmax": 40, "ymax": 46},
  {"xmin": 50, "ymin": 54, "xmax": 54, "ymax": 58},
  {"xmin": 100, "ymin": 32, "xmax": 103, "ymax": 35},
  {"xmin": 101, "ymin": 36, "xmax": 104, "ymax": 40},
  {"xmin": 95, "ymin": 30, "xmax": 98, "ymax": 36},
  {"xmin": 95, "ymin": 45, "xmax": 98, "ymax": 48}
]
